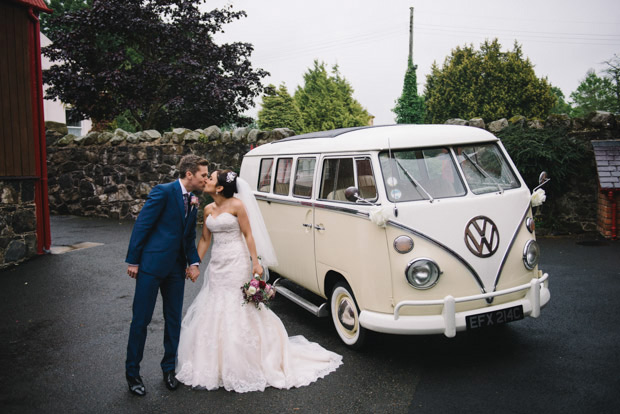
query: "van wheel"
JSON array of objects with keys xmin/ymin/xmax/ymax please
[{"xmin": 330, "ymin": 282, "xmax": 367, "ymax": 349}]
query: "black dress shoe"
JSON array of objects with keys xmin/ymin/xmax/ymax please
[
  {"xmin": 163, "ymin": 371, "xmax": 179, "ymax": 390},
  {"xmin": 126, "ymin": 373, "xmax": 146, "ymax": 396}
]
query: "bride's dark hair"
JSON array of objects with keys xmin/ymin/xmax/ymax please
[{"xmin": 216, "ymin": 169, "xmax": 238, "ymax": 198}]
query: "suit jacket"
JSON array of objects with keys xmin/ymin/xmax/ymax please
[{"xmin": 125, "ymin": 180, "xmax": 200, "ymax": 277}]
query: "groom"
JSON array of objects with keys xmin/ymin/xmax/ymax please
[{"xmin": 124, "ymin": 154, "xmax": 209, "ymax": 396}]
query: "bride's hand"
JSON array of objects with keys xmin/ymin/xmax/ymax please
[{"xmin": 253, "ymin": 262, "xmax": 263, "ymax": 277}]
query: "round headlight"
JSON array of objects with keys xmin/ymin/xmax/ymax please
[
  {"xmin": 405, "ymin": 259, "xmax": 441, "ymax": 290},
  {"xmin": 526, "ymin": 217, "xmax": 535, "ymax": 233},
  {"xmin": 394, "ymin": 236, "xmax": 414, "ymax": 254},
  {"xmin": 523, "ymin": 240, "xmax": 540, "ymax": 270}
]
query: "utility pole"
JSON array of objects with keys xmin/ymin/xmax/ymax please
[{"xmin": 408, "ymin": 7, "xmax": 417, "ymax": 69}]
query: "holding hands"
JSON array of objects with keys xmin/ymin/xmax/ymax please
[
  {"xmin": 186, "ymin": 265, "xmax": 200, "ymax": 282},
  {"xmin": 127, "ymin": 264, "xmax": 199, "ymax": 282}
]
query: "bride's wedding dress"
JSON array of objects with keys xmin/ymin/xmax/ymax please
[{"xmin": 176, "ymin": 212, "xmax": 342, "ymax": 392}]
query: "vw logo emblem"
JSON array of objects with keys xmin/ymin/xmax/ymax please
[{"xmin": 464, "ymin": 216, "xmax": 500, "ymax": 258}]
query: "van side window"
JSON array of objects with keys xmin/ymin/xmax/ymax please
[
  {"xmin": 356, "ymin": 158, "xmax": 377, "ymax": 200},
  {"xmin": 274, "ymin": 158, "xmax": 293, "ymax": 195},
  {"xmin": 258, "ymin": 158, "xmax": 273, "ymax": 192},
  {"xmin": 319, "ymin": 158, "xmax": 354, "ymax": 201},
  {"xmin": 293, "ymin": 158, "xmax": 316, "ymax": 198}
]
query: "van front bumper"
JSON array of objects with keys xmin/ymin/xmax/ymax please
[{"xmin": 358, "ymin": 273, "xmax": 550, "ymax": 338}]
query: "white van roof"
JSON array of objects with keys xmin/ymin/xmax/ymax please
[{"xmin": 246, "ymin": 124, "xmax": 499, "ymax": 156}]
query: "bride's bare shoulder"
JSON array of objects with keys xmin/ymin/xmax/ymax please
[
  {"xmin": 230, "ymin": 197, "xmax": 246, "ymax": 214},
  {"xmin": 203, "ymin": 203, "xmax": 215, "ymax": 216}
]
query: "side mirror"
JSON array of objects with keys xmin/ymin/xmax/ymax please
[
  {"xmin": 538, "ymin": 171, "xmax": 548, "ymax": 185},
  {"xmin": 344, "ymin": 186, "xmax": 360, "ymax": 202},
  {"xmin": 534, "ymin": 171, "xmax": 551, "ymax": 191}
]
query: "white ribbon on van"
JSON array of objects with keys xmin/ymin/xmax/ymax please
[
  {"xmin": 531, "ymin": 189, "xmax": 546, "ymax": 207},
  {"xmin": 369, "ymin": 205, "xmax": 392, "ymax": 227}
]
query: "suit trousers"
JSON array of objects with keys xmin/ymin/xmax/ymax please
[{"xmin": 125, "ymin": 263, "xmax": 185, "ymax": 377}]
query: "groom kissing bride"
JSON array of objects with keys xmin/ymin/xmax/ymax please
[
  {"xmin": 124, "ymin": 154, "xmax": 209, "ymax": 396},
  {"xmin": 124, "ymin": 155, "xmax": 342, "ymax": 397}
]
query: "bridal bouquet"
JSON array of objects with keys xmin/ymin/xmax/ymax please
[{"xmin": 241, "ymin": 274, "xmax": 276, "ymax": 309}]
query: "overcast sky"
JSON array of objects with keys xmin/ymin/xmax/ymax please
[{"xmin": 206, "ymin": 0, "xmax": 620, "ymax": 125}]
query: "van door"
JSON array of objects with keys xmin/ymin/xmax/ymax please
[
  {"xmin": 314, "ymin": 157, "xmax": 384, "ymax": 300},
  {"xmin": 262, "ymin": 156, "xmax": 320, "ymax": 294}
]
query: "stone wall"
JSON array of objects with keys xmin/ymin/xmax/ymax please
[
  {"xmin": 0, "ymin": 179, "xmax": 38, "ymax": 269},
  {"xmin": 45, "ymin": 126, "xmax": 294, "ymax": 220},
  {"xmin": 44, "ymin": 111, "xmax": 620, "ymax": 235}
]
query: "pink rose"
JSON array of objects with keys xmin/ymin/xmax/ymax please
[
  {"xmin": 190, "ymin": 196, "xmax": 199, "ymax": 206},
  {"xmin": 250, "ymin": 279, "xmax": 260, "ymax": 288}
]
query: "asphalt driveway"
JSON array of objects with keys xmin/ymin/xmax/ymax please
[{"xmin": 1, "ymin": 215, "xmax": 619, "ymax": 414}]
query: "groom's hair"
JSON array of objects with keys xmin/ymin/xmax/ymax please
[{"xmin": 178, "ymin": 155, "xmax": 209, "ymax": 179}]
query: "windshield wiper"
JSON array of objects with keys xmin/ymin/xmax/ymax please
[
  {"xmin": 393, "ymin": 158, "xmax": 434, "ymax": 203},
  {"xmin": 462, "ymin": 152, "xmax": 503, "ymax": 194}
]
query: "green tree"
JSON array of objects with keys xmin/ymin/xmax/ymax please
[
  {"xmin": 42, "ymin": 0, "xmax": 268, "ymax": 131},
  {"xmin": 424, "ymin": 39, "xmax": 555, "ymax": 123},
  {"xmin": 569, "ymin": 69, "xmax": 615, "ymax": 117},
  {"xmin": 393, "ymin": 61, "xmax": 425, "ymax": 124},
  {"xmin": 41, "ymin": 0, "xmax": 93, "ymax": 41},
  {"xmin": 549, "ymin": 86, "xmax": 572, "ymax": 115},
  {"xmin": 602, "ymin": 54, "xmax": 620, "ymax": 113},
  {"xmin": 294, "ymin": 61, "xmax": 371, "ymax": 134},
  {"xmin": 257, "ymin": 84, "xmax": 304, "ymax": 133}
]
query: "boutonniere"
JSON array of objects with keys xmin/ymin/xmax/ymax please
[{"xmin": 190, "ymin": 195, "xmax": 199, "ymax": 207}]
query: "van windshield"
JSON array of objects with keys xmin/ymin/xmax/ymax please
[
  {"xmin": 454, "ymin": 143, "xmax": 520, "ymax": 194},
  {"xmin": 379, "ymin": 148, "xmax": 466, "ymax": 202}
]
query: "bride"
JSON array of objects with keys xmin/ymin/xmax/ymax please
[{"xmin": 175, "ymin": 169, "xmax": 342, "ymax": 392}]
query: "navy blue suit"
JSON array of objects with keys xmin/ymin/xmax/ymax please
[{"xmin": 125, "ymin": 180, "xmax": 200, "ymax": 377}]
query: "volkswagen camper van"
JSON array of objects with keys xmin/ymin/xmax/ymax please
[{"xmin": 239, "ymin": 125, "xmax": 550, "ymax": 348}]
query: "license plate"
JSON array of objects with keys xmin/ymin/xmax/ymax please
[{"xmin": 466, "ymin": 305, "xmax": 524, "ymax": 330}]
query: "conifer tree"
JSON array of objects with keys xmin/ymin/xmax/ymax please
[
  {"xmin": 294, "ymin": 61, "xmax": 370, "ymax": 134},
  {"xmin": 393, "ymin": 61, "xmax": 425, "ymax": 124},
  {"xmin": 257, "ymin": 84, "xmax": 304, "ymax": 133}
]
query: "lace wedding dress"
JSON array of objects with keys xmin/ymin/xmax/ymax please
[{"xmin": 176, "ymin": 213, "xmax": 342, "ymax": 392}]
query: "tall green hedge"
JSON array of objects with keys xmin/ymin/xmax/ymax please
[{"xmin": 496, "ymin": 125, "xmax": 596, "ymax": 232}]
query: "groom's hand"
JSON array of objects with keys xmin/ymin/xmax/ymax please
[
  {"xmin": 127, "ymin": 265, "xmax": 139, "ymax": 279},
  {"xmin": 187, "ymin": 265, "xmax": 200, "ymax": 282}
]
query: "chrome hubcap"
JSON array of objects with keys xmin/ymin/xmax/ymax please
[{"xmin": 337, "ymin": 296, "xmax": 357, "ymax": 333}]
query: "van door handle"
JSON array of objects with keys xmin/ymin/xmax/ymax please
[
  {"xmin": 314, "ymin": 225, "xmax": 325, "ymax": 231},
  {"xmin": 302, "ymin": 223, "xmax": 312, "ymax": 228}
]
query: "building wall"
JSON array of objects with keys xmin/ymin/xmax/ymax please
[
  {"xmin": 597, "ymin": 189, "xmax": 620, "ymax": 239},
  {"xmin": 1, "ymin": 2, "xmax": 41, "ymax": 269},
  {"xmin": 0, "ymin": 1, "xmax": 36, "ymax": 178},
  {"xmin": 0, "ymin": 179, "xmax": 38, "ymax": 269}
]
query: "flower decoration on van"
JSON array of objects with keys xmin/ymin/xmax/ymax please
[
  {"xmin": 531, "ymin": 189, "xmax": 546, "ymax": 207},
  {"xmin": 369, "ymin": 205, "xmax": 392, "ymax": 227}
]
